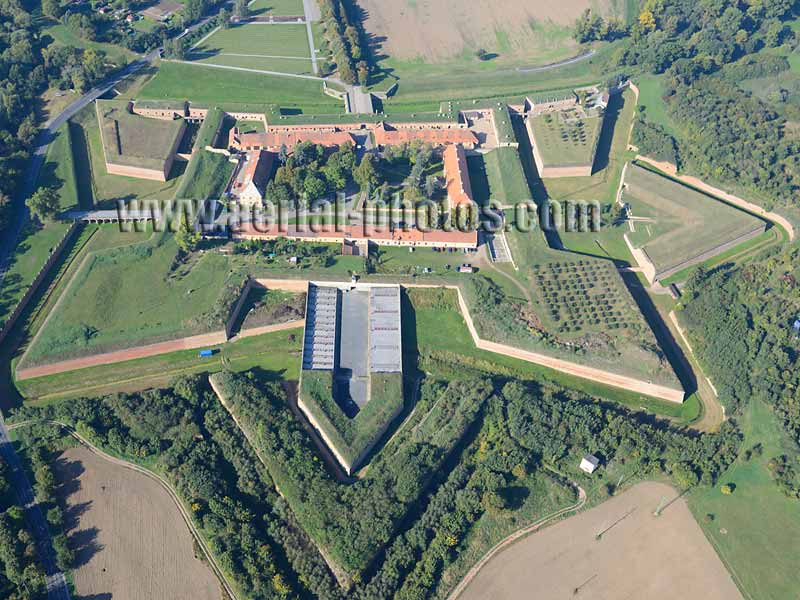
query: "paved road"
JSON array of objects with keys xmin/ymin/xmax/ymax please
[
  {"xmin": 515, "ymin": 49, "xmax": 596, "ymax": 73},
  {"xmin": 0, "ymin": 49, "xmax": 157, "ymax": 293},
  {"xmin": 0, "ymin": 0, "xmax": 230, "ymax": 292},
  {"xmin": 0, "ymin": 414, "xmax": 70, "ymax": 600},
  {"xmin": 302, "ymin": 0, "xmax": 319, "ymax": 75}
]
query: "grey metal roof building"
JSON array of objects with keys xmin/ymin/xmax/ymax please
[
  {"xmin": 369, "ymin": 287, "xmax": 402, "ymax": 373},
  {"xmin": 302, "ymin": 284, "xmax": 338, "ymax": 370}
]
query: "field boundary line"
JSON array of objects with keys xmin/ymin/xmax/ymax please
[
  {"xmin": 190, "ymin": 25, "xmax": 220, "ymax": 50},
  {"xmin": 260, "ymin": 279, "xmax": 686, "ymax": 404},
  {"xmin": 17, "ymin": 319, "xmax": 304, "ymax": 381},
  {"xmin": 8, "ymin": 420, "xmax": 240, "ymax": 600},
  {"xmin": 188, "ymin": 51, "xmax": 312, "ymax": 60},
  {"xmin": 301, "ymin": 0, "xmax": 318, "ymax": 74},
  {"xmin": 165, "ymin": 58, "xmax": 326, "ymax": 81},
  {"xmin": 446, "ymin": 482, "xmax": 587, "ymax": 600}
]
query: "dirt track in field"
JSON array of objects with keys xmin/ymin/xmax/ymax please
[
  {"xmin": 456, "ymin": 481, "xmax": 742, "ymax": 600},
  {"xmin": 53, "ymin": 447, "xmax": 219, "ymax": 600},
  {"xmin": 361, "ymin": 0, "xmax": 602, "ymax": 62}
]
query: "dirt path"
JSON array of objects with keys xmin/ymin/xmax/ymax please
[
  {"xmin": 16, "ymin": 320, "xmax": 303, "ymax": 380},
  {"xmin": 10, "ymin": 420, "xmax": 239, "ymax": 600},
  {"xmin": 454, "ymin": 481, "xmax": 742, "ymax": 600},
  {"xmin": 634, "ymin": 156, "xmax": 795, "ymax": 241}
]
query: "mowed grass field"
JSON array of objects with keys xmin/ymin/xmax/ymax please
[
  {"xmin": 187, "ymin": 53, "xmax": 315, "ymax": 75},
  {"xmin": 192, "ymin": 23, "xmax": 310, "ymax": 57},
  {"xmin": 688, "ymin": 399, "xmax": 800, "ymax": 600},
  {"xmin": 22, "ymin": 233, "xmax": 233, "ymax": 367},
  {"xmin": 468, "ymin": 147, "xmax": 532, "ymax": 206},
  {"xmin": 0, "ymin": 123, "xmax": 78, "ymax": 328},
  {"xmin": 248, "ymin": 0, "xmax": 304, "ymax": 16},
  {"xmin": 624, "ymin": 164, "xmax": 765, "ymax": 274},
  {"xmin": 16, "ymin": 328, "xmax": 303, "ymax": 401},
  {"xmin": 406, "ymin": 288, "xmax": 697, "ymax": 422},
  {"xmin": 0, "ymin": 222, "xmax": 71, "ymax": 329},
  {"xmin": 139, "ymin": 61, "xmax": 341, "ymax": 113},
  {"xmin": 37, "ymin": 123, "xmax": 80, "ymax": 211},
  {"xmin": 70, "ymin": 105, "xmax": 184, "ymax": 207}
]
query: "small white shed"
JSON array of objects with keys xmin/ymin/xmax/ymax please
[{"xmin": 579, "ymin": 454, "xmax": 600, "ymax": 474}]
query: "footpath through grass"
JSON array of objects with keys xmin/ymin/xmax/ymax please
[
  {"xmin": 139, "ymin": 61, "xmax": 341, "ymax": 114},
  {"xmin": 688, "ymin": 399, "xmax": 800, "ymax": 600}
]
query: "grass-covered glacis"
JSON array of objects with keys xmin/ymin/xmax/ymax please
[{"xmin": 299, "ymin": 369, "xmax": 404, "ymax": 472}]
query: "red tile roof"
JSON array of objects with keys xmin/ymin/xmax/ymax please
[
  {"xmin": 443, "ymin": 144, "xmax": 474, "ymax": 208},
  {"xmin": 373, "ymin": 122, "xmax": 478, "ymax": 148},
  {"xmin": 234, "ymin": 222, "xmax": 477, "ymax": 246},
  {"xmin": 229, "ymin": 128, "xmax": 356, "ymax": 151}
]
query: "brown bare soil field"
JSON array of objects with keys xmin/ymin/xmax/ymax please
[
  {"xmin": 361, "ymin": 0, "xmax": 607, "ymax": 63},
  {"xmin": 457, "ymin": 481, "xmax": 742, "ymax": 600},
  {"xmin": 53, "ymin": 447, "xmax": 219, "ymax": 600}
]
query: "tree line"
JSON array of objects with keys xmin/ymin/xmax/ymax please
[
  {"xmin": 318, "ymin": 0, "xmax": 371, "ymax": 85},
  {"xmin": 9, "ymin": 357, "xmax": 743, "ymax": 598},
  {"xmin": 0, "ymin": 442, "xmax": 52, "ymax": 599},
  {"xmin": 681, "ymin": 249, "xmax": 800, "ymax": 499},
  {"xmin": 606, "ymin": 0, "xmax": 800, "ymax": 212}
]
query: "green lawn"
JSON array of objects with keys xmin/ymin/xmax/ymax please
[
  {"xmin": 247, "ymin": 0, "xmax": 305, "ymax": 17},
  {"xmin": 16, "ymin": 327, "xmax": 303, "ymax": 401},
  {"xmin": 21, "ymin": 233, "xmax": 236, "ymax": 366},
  {"xmin": 660, "ymin": 229, "xmax": 779, "ymax": 286},
  {"xmin": 175, "ymin": 150, "xmax": 234, "ymax": 200},
  {"xmin": 96, "ymin": 99, "xmax": 186, "ymax": 171},
  {"xmin": 41, "ymin": 23, "xmax": 137, "ymax": 65},
  {"xmin": 371, "ymin": 19, "xmax": 583, "ymax": 103},
  {"xmin": 139, "ymin": 61, "xmax": 341, "ymax": 113},
  {"xmin": 0, "ymin": 222, "xmax": 71, "ymax": 329},
  {"xmin": 37, "ymin": 124, "xmax": 80, "ymax": 211},
  {"xmin": 528, "ymin": 109, "xmax": 604, "ymax": 167},
  {"xmin": 186, "ymin": 52, "xmax": 315, "ymax": 75},
  {"xmin": 688, "ymin": 399, "xmax": 800, "ymax": 600},
  {"xmin": 70, "ymin": 105, "xmax": 185, "ymax": 208},
  {"xmin": 624, "ymin": 163, "xmax": 766, "ymax": 276},
  {"xmin": 635, "ymin": 74, "xmax": 678, "ymax": 135},
  {"xmin": 372, "ymin": 41, "xmax": 623, "ymax": 106},
  {"xmin": 469, "ymin": 147, "xmax": 532, "ymax": 206},
  {"xmin": 373, "ymin": 246, "xmax": 471, "ymax": 276},
  {"xmin": 539, "ymin": 89, "xmax": 636, "ymax": 205},
  {"xmin": 193, "ymin": 23, "xmax": 310, "ymax": 57},
  {"xmin": 406, "ymin": 288, "xmax": 696, "ymax": 422}
]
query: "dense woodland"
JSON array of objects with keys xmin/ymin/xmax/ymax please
[
  {"xmin": 681, "ymin": 248, "xmax": 800, "ymax": 499},
  {"xmin": 318, "ymin": 0, "xmax": 371, "ymax": 84},
  {"xmin": 0, "ymin": 453, "xmax": 49, "ymax": 600},
  {"xmin": 614, "ymin": 0, "xmax": 800, "ymax": 212},
  {"xmin": 11, "ymin": 366, "xmax": 741, "ymax": 599}
]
